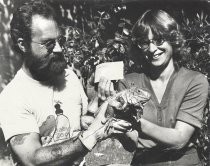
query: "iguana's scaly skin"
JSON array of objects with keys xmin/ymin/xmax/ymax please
[
  {"xmin": 99, "ymin": 87, "xmax": 151, "ymax": 134},
  {"xmin": 108, "ymin": 87, "xmax": 151, "ymax": 111}
]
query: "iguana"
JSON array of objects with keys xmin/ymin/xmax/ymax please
[{"xmin": 88, "ymin": 87, "xmax": 151, "ymax": 134}]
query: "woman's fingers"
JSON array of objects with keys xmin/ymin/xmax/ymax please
[
  {"xmin": 98, "ymin": 77, "xmax": 115, "ymax": 101},
  {"xmin": 98, "ymin": 77, "xmax": 106, "ymax": 100},
  {"xmin": 109, "ymin": 83, "xmax": 115, "ymax": 96},
  {"xmin": 112, "ymin": 119, "xmax": 132, "ymax": 133}
]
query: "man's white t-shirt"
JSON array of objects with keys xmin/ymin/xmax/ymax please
[{"xmin": 0, "ymin": 68, "xmax": 88, "ymax": 146}]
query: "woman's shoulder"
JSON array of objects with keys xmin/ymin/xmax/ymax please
[
  {"xmin": 178, "ymin": 67, "xmax": 209, "ymax": 87},
  {"xmin": 179, "ymin": 67, "xmax": 207, "ymax": 79}
]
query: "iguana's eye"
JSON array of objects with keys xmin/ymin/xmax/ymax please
[{"xmin": 117, "ymin": 96, "xmax": 125, "ymax": 105}]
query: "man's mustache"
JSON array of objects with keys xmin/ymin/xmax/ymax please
[{"xmin": 36, "ymin": 52, "xmax": 65, "ymax": 70}]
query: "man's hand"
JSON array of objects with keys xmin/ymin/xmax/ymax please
[
  {"xmin": 79, "ymin": 101, "xmax": 131, "ymax": 150},
  {"xmin": 81, "ymin": 115, "xmax": 94, "ymax": 130}
]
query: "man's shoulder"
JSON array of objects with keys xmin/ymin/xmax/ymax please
[
  {"xmin": 0, "ymin": 69, "xmax": 32, "ymax": 102},
  {"xmin": 0, "ymin": 72, "xmax": 22, "ymax": 95},
  {"xmin": 64, "ymin": 68, "xmax": 80, "ymax": 80},
  {"xmin": 64, "ymin": 68, "xmax": 84, "ymax": 90}
]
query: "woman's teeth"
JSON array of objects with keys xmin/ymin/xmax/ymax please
[{"xmin": 153, "ymin": 53, "xmax": 162, "ymax": 59}]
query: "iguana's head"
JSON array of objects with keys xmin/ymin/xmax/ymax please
[{"xmin": 109, "ymin": 87, "xmax": 151, "ymax": 110}]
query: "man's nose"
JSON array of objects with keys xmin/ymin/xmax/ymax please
[
  {"xmin": 148, "ymin": 42, "xmax": 157, "ymax": 53},
  {"xmin": 53, "ymin": 41, "xmax": 62, "ymax": 53}
]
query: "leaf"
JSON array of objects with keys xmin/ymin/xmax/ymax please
[
  {"xmin": 118, "ymin": 23, "xmax": 125, "ymax": 27},
  {"xmin": 107, "ymin": 39, "xmax": 114, "ymax": 44},
  {"xmin": 196, "ymin": 13, "xmax": 200, "ymax": 20},
  {"xmin": 186, "ymin": 18, "xmax": 189, "ymax": 26},
  {"xmin": 115, "ymin": 32, "xmax": 121, "ymax": 38},
  {"xmin": 103, "ymin": 13, "xmax": 110, "ymax": 20},
  {"xmin": 201, "ymin": 11, "xmax": 204, "ymax": 21},
  {"xmin": 123, "ymin": 28, "xmax": 129, "ymax": 36},
  {"xmin": 93, "ymin": 16, "xmax": 100, "ymax": 20},
  {"xmin": 120, "ymin": 18, "xmax": 132, "ymax": 25},
  {"xmin": 100, "ymin": 24, "xmax": 105, "ymax": 30},
  {"xmin": 95, "ymin": 40, "xmax": 99, "ymax": 48},
  {"xmin": 98, "ymin": 11, "xmax": 105, "ymax": 16}
]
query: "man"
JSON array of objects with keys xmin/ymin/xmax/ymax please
[{"xmin": 0, "ymin": 0, "xmax": 131, "ymax": 165}]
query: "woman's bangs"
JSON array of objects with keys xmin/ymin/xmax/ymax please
[
  {"xmin": 150, "ymin": 23, "xmax": 165, "ymax": 39},
  {"xmin": 132, "ymin": 22, "xmax": 150, "ymax": 40}
]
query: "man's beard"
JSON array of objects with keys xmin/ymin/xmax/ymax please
[{"xmin": 25, "ymin": 51, "xmax": 67, "ymax": 84}]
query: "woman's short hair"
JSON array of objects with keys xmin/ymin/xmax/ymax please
[{"xmin": 131, "ymin": 10, "xmax": 186, "ymax": 66}]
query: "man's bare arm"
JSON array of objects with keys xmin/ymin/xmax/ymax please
[
  {"xmin": 9, "ymin": 101, "xmax": 131, "ymax": 166},
  {"xmin": 10, "ymin": 107, "xmax": 131, "ymax": 166},
  {"xmin": 10, "ymin": 132, "xmax": 88, "ymax": 166}
]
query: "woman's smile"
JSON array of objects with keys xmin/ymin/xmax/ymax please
[{"xmin": 152, "ymin": 51, "xmax": 164, "ymax": 60}]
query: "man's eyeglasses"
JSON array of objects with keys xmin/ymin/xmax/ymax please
[
  {"xmin": 135, "ymin": 38, "xmax": 165, "ymax": 50},
  {"xmin": 32, "ymin": 35, "xmax": 66, "ymax": 52}
]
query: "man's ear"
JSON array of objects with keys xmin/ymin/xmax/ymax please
[{"xmin": 17, "ymin": 38, "xmax": 28, "ymax": 53}]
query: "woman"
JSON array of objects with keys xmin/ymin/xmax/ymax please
[{"xmin": 116, "ymin": 10, "xmax": 209, "ymax": 166}]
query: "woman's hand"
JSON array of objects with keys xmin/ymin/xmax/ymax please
[
  {"xmin": 98, "ymin": 77, "xmax": 116, "ymax": 101},
  {"xmin": 109, "ymin": 119, "xmax": 132, "ymax": 135}
]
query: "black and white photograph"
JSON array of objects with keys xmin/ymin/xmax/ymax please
[{"xmin": 0, "ymin": 0, "xmax": 209, "ymax": 165}]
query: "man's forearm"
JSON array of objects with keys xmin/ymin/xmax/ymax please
[
  {"xmin": 11, "ymin": 102, "xmax": 109, "ymax": 166},
  {"xmin": 32, "ymin": 125, "xmax": 100, "ymax": 166},
  {"xmin": 33, "ymin": 138, "xmax": 88, "ymax": 166}
]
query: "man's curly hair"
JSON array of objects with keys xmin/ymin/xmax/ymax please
[{"xmin": 10, "ymin": 0, "xmax": 58, "ymax": 54}]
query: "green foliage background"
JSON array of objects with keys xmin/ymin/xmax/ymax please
[{"xmin": 0, "ymin": 0, "xmax": 209, "ymax": 165}]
